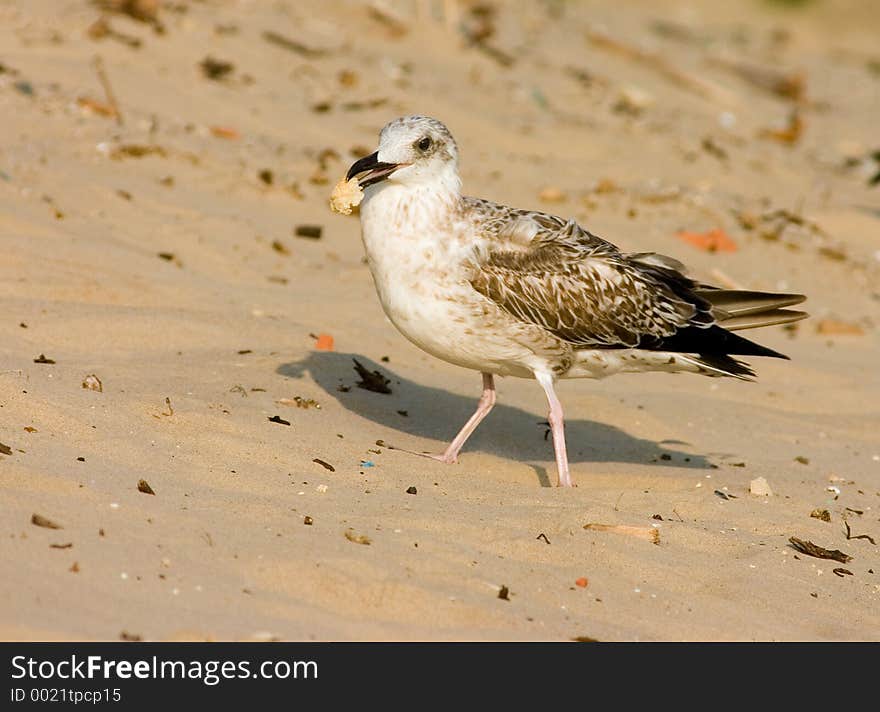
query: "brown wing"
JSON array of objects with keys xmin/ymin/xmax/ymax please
[{"xmin": 469, "ymin": 218, "xmax": 711, "ymax": 348}]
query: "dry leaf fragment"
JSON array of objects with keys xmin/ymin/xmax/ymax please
[
  {"xmin": 583, "ymin": 523, "xmax": 660, "ymax": 544},
  {"xmin": 137, "ymin": 479, "xmax": 155, "ymax": 495},
  {"xmin": 32, "ymin": 514, "xmax": 62, "ymax": 529},
  {"xmin": 810, "ymin": 509, "xmax": 831, "ymax": 522},
  {"xmin": 344, "ymin": 529, "xmax": 371, "ymax": 545}
]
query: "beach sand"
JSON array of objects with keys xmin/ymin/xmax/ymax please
[{"xmin": 1, "ymin": 0, "xmax": 878, "ymax": 641}]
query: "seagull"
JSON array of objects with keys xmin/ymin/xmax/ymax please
[{"xmin": 344, "ymin": 115, "xmax": 807, "ymax": 487}]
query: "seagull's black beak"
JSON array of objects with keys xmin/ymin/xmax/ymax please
[{"xmin": 346, "ymin": 151, "xmax": 402, "ymax": 187}]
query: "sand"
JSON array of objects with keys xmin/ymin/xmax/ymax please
[{"xmin": 1, "ymin": 0, "xmax": 878, "ymax": 641}]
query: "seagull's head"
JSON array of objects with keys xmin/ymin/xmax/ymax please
[{"xmin": 346, "ymin": 115, "xmax": 460, "ymax": 194}]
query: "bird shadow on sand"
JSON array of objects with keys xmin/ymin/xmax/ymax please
[{"xmin": 277, "ymin": 352, "xmax": 713, "ymax": 484}]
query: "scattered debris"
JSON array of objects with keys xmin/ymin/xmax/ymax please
[
  {"xmin": 77, "ymin": 96, "xmax": 118, "ymax": 119},
  {"xmin": 268, "ymin": 415, "xmax": 291, "ymax": 426},
  {"xmin": 210, "ymin": 126, "xmax": 240, "ymax": 140},
  {"xmin": 613, "ymin": 85, "xmax": 655, "ymax": 115},
  {"xmin": 497, "ymin": 585, "xmax": 511, "ymax": 601},
  {"xmin": 277, "ymin": 396, "xmax": 320, "ymax": 409},
  {"xmin": 344, "ymin": 529, "xmax": 371, "ymax": 545},
  {"xmin": 33, "ymin": 354, "xmax": 56, "ymax": 364},
  {"xmin": 98, "ymin": 0, "xmax": 163, "ymax": 29},
  {"xmin": 82, "ymin": 374, "xmax": 103, "ymax": 392},
  {"xmin": 261, "ymin": 30, "xmax": 329, "ymax": 59},
  {"xmin": 367, "ymin": 2, "xmax": 408, "ymax": 38},
  {"xmin": 294, "ymin": 225, "xmax": 323, "ymax": 240},
  {"xmin": 832, "ymin": 568, "xmax": 853, "ymax": 577},
  {"xmin": 69, "ymin": 562, "xmax": 80, "ymax": 573},
  {"xmin": 0, "ymin": 443, "xmax": 12, "ymax": 456},
  {"xmin": 810, "ymin": 509, "xmax": 831, "ymax": 522},
  {"xmin": 844, "ymin": 520, "xmax": 876, "ymax": 545},
  {"xmin": 749, "ymin": 477, "xmax": 773, "ymax": 497},
  {"xmin": 575, "ymin": 577, "xmax": 589, "ymax": 588},
  {"xmin": 583, "ymin": 523, "xmax": 660, "ymax": 544},
  {"xmin": 87, "ymin": 17, "xmax": 142, "ymax": 49},
  {"xmin": 270, "ymin": 239, "xmax": 289, "ymax": 255},
  {"xmin": 303, "ymin": 516, "xmax": 313, "ymax": 525},
  {"xmin": 538, "ymin": 186, "xmax": 566, "ymax": 203},
  {"xmin": 459, "ymin": 4, "xmax": 514, "ymax": 67},
  {"xmin": 31, "ymin": 514, "xmax": 62, "ymax": 530},
  {"xmin": 162, "ymin": 397, "xmax": 173, "ymax": 417},
  {"xmin": 137, "ymin": 479, "xmax": 155, "ymax": 495},
  {"xmin": 406, "ymin": 486, "xmax": 417, "ymax": 495},
  {"xmin": 816, "ymin": 319, "xmax": 865, "ymax": 336},
  {"xmin": 111, "ymin": 144, "xmax": 167, "ymax": 160},
  {"xmin": 92, "ymin": 56, "xmax": 123, "ymax": 126},
  {"xmin": 788, "ymin": 537, "xmax": 852, "ymax": 563},
  {"xmin": 353, "ymin": 359, "xmax": 392, "ymax": 394},
  {"xmin": 49, "ymin": 542, "xmax": 73, "ymax": 550},
  {"xmin": 676, "ymin": 228, "xmax": 737, "ymax": 253},
  {"xmin": 794, "ymin": 456, "xmax": 810, "ymax": 465},
  {"xmin": 312, "ymin": 458, "xmax": 335, "ymax": 472},
  {"xmin": 707, "ymin": 56, "xmax": 806, "ymax": 102},
  {"xmin": 714, "ymin": 489, "xmax": 731, "ymax": 500},
  {"xmin": 314, "ymin": 333, "xmax": 334, "ymax": 351},
  {"xmin": 759, "ymin": 110, "xmax": 804, "ymax": 145},
  {"xmin": 199, "ymin": 56, "xmax": 234, "ymax": 80},
  {"xmin": 119, "ymin": 631, "xmax": 143, "ymax": 642},
  {"xmin": 536, "ymin": 532, "xmax": 551, "ymax": 545}
]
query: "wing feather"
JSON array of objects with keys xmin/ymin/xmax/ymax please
[{"xmin": 470, "ymin": 218, "xmax": 704, "ymax": 348}]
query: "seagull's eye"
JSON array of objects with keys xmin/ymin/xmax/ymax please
[{"xmin": 417, "ymin": 136, "xmax": 432, "ymax": 151}]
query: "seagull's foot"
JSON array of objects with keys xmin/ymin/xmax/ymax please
[{"xmin": 386, "ymin": 443, "xmax": 458, "ymax": 464}]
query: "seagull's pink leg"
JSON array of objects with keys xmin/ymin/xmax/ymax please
[
  {"xmin": 391, "ymin": 372, "xmax": 496, "ymax": 464},
  {"xmin": 535, "ymin": 372, "xmax": 573, "ymax": 487}
]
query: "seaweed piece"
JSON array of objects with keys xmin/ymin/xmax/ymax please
[{"xmin": 844, "ymin": 520, "xmax": 876, "ymax": 545}]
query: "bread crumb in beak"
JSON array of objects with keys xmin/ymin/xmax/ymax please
[{"xmin": 329, "ymin": 176, "xmax": 364, "ymax": 215}]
